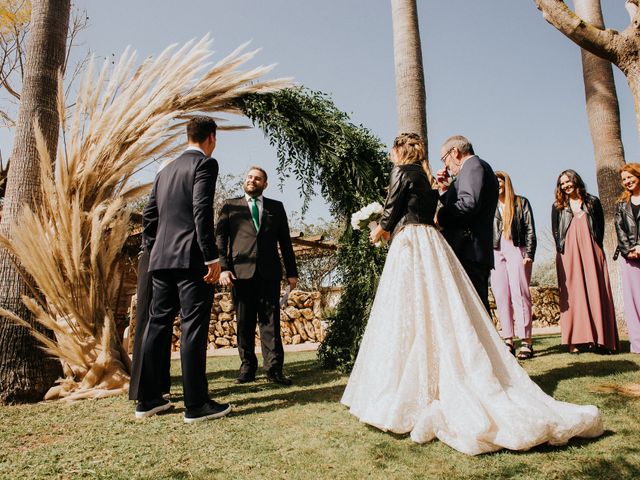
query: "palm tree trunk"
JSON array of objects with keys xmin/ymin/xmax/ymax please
[
  {"xmin": 391, "ymin": 0, "xmax": 427, "ymax": 146},
  {"xmin": 0, "ymin": 0, "xmax": 70, "ymax": 403},
  {"xmin": 572, "ymin": 0, "xmax": 626, "ymax": 326}
]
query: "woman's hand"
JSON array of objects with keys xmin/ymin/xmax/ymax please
[
  {"xmin": 369, "ymin": 224, "xmax": 387, "ymax": 244},
  {"xmin": 523, "ymin": 257, "xmax": 533, "ymax": 266}
]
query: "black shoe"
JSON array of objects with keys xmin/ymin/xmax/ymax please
[
  {"xmin": 236, "ymin": 372, "xmax": 256, "ymax": 384},
  {"xmin": 267, "ymin": 371, "xmax": 293, "ymax": 386},
  {"xmin": 135, "ymin": 398, "xmax": 173, "ymax": 419},
  {"xmin": 184, "ymin": 400, "xmax": 232, "ymax": 424}
]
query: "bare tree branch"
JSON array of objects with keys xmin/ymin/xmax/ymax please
[
  {"xmin": 626, "ymin": 0, "xmax": 640, "ymax": 22},
  {"xmin": 534, "ymin": 0, "xmax": 621, "ymax": 62},
  {"xmin": 0, "ymin": 2, "xmax": 89, "ymax": 129}
]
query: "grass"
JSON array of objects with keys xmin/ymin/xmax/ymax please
[{"xmin": 0, "ymin": 335, "xmax": 639, "ymax": 479}]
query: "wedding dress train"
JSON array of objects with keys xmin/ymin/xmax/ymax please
[{"xmin": 341, "ymin": 225, "xmax": 603, "ymax": 455}]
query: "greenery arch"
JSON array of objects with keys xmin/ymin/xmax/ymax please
[{"xmin": 234, "ymin": 88, "xmax": 391, "ymax": 370}]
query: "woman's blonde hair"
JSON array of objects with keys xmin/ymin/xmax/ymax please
[
  {"xmin": 495, "ymin": 170, "xmax": 518, "ymax": 240},
  {"xmin": 392, "ymin": 133, "xmax": 433, "ymax": 184},
  {"xmin": 618, "ymin": 163, "xmax": 640, "ymax": 203}
]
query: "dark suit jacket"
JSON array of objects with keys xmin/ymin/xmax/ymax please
[
  {"xmin": 143, "ymin": 150, "xmax": 219, "ymax": 273},
  {"xmin": 215, "ymin": 196, "xmax": 298, "ymax": 281},
  {"xmin": 437, "ymin": 155, "xmax": 499, "ymax": 268}
]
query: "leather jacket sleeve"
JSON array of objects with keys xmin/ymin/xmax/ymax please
[
  {"xmin": 590, "ymin": 195, "xmax": 605, "ymax": 247},
  {"xmin": 551, "ymin": 204, "xmax": 561, "ymax": 252},
  {"xmin": 380, "ymin": 167, "xmax": 407, "ymax": 233},
  {"xmin": 614, "ymin": 202, "xmax": 634, "ymax": 257},
  {"xmin": 521, "ymin": 197, "xmax": 537, "ymax": 260}
]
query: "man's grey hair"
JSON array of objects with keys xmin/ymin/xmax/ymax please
[
  {"xmin": 442, "ymin": 135, "xmax": 475, "ymax": 156},
  {"xmin": 247, "ymin": 165, "xmax": 268, "ymax": 181}
]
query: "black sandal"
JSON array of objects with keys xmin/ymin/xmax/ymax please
[
  {"xmin": 517, "ymin": 342, "xmax": 534, "ymax": 360},
  {"xmin": 505, "ymin": 340, "xmax": 516, "ymax": 356}
]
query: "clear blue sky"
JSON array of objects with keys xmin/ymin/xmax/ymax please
[{"xmin": 4, "ymin": 1, "xmax": 639, "ymax": 258}]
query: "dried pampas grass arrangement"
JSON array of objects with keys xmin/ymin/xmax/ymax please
[{"xmin": 0, "ymin": 35, "xmax": 291, "ymax": 401}]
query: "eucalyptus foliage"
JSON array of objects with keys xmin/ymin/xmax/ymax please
[{"xmin": 235, "ymin": 88, "xmax": 390, "ymax": 370}]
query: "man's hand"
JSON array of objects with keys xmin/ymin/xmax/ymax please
[
  {"xmin": 435, "ymin": 167, "xmax": 451, "ymax": 193},
  {"xmin": 219, "ymin": 270, "xmax": 236, "ymax": 287},
  {"xmin": 203, "ymin": 262, "xmax": 221, "ymax": 284},
  {"xmin": 287, "ymin": 277, "xmax": 298, "ymax": 290}
]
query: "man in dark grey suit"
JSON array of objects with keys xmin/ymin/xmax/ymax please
[
  {"xmin": 138, "ymin": 116, "xmax": 231, "ymax": 423},
  {"xmin": 216, "ymin": 166, "xmax": 298, "ymax": 385},
  {"xmin": 436, "ymin": 135, "xmax": 499, "ymax": 312}
]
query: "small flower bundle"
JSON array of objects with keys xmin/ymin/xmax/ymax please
[{"xmin": 351, "ymin": 201, "xmax": 384, "ymax": 234}]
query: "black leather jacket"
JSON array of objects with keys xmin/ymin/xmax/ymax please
[
  {"xmin": 614, "ymin": 200, "xmax": 640, "ymax": 258},
  {"xmin": 551, "ymin": 194, "xmax": 604, "ymax": 254},
  {"xmin": 492, "ymin": 195, "xmax": 537, "ymax": 260},
  {"xmin": 379, "ymin": 164, "xmax": 438, "ymax": 236}
]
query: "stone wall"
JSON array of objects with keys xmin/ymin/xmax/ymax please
[
  {"xmin": 489, "ymin": 286, "xmax": 560, "ymax": 330},
  {"xmin": 126, "ymin": 285, "xmax": 560, "ymax": 353},
  {"xmin": 127, "ymin": 289, "xmax": 325, "ymax": 353}
]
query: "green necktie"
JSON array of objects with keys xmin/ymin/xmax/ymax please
[{"xmin": 250, "ymin": 197, "xmax": 260, "ymax": 231}]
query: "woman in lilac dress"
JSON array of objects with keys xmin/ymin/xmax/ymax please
[
  {"xmin": 552, "ymin": 169, "xmax": 618, "ymax": 354},
  {"xmin": 491, "ymin": 171, "xmax": 536, "ymax": 359},
  {"xmin": 614, "ymin": 163, "xmax": 640, "ymax": 353}
]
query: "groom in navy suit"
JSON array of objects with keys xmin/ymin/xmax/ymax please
[
  {"xmin": 138, "ymin": 116, "xmax": 231, "ymax": 423},
  {"xmin": 436, "ymin": 135, "xmax": 499, "ymax": 313}
]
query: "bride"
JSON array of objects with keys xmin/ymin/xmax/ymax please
[{"xmin": 341, "ymin": 133, "xmax": 603, "ymax": 456}]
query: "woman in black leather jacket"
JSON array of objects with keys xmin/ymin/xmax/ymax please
[
  {"xmin": 370, "ymin": 137, "xmax": 438, "ymax": 241},
  {"xmin": 491, "ymin": 171, "xmax": 536, "ymax": 359},
  {"xmin": 551, "ymin": 169, "xmax": 618, "ymax": 354},
  {"xmin": 614, "ymin": 163, "xmax": 640, "ymax": 354}
]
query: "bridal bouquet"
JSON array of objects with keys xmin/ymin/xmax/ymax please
[{"xmin": 351, "ymin": 202, "xmax": 384, "ymax": 231}]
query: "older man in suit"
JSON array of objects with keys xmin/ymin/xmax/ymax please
[
  {"xmin": 436, "ymin": 135, "xmax": 499, "ymax": 313},
  {"xmin": 138, "ymin": 116, "xmax": 231, "ymax": 423},
  {"xmin": 216, "ymin": 166, "xmax": 298, "ymax": 385}
]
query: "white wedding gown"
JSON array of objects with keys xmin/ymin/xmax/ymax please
[{"xmin": 341, "ymin": 225, "xmax": 603, "ymax": 455}]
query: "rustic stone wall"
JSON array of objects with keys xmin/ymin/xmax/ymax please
[
  {"xmin": 489, "ymin": 286, "xmax": 560, "ymax": 331},
  {"xmin": 127, "ymin": 289, "xmax": 325, "ymax": 353},
  {"xmin": 126, "ymin": 286, "xmax": 560, "ymax": 353}
]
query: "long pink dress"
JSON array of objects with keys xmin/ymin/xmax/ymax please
[{"xmin": 556, "ymin": 211, "xmax": 619, "ymax": 351}]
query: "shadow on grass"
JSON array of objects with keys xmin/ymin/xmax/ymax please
[
  {"xmin": 535, "ymin": 337, "xmax": 634, "ymax": 357},
  {"xmin": 168, "ymin": 358, "xmax": 345, "ymax": 413},
  {"xmin": 531, "ymin": 359, "xmax": 640, "ymax": 397}
]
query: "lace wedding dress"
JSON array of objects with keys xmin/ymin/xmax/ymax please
[{"xmin": 341, "ymin": 224, "xmax": 603, "ymax": 455}]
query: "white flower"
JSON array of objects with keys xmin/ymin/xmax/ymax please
[{"xmin": 350, "ymin": 202, "xmax": 384, "ymax": 231}]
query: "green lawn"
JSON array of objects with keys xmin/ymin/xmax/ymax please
[{"xmin": 1, "ymin": 335, "xmax": 639, "ymax": 479}]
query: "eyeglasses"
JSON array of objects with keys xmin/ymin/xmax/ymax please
[{"xmin": 440, "ymin": 148, "xmax": 454, "ymax": 163}]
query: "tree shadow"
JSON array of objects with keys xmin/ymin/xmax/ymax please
[
  {"xmin": 534, "ymin": 337, "xmax": 634, "ymax": 357},
  {"xmin": 226, "ymin": 383, "xmax": 347, "ymax": 416},
  {"xmin": 530, "ymin": 360, "xmax": 640, "ymax": 397},
  {"xmin": 167, "ymin": 358, "xmax": 345, "ymax": 409},
  {"xmin": 533, "ymin": 341, "xmax": 566, "ymax": 358}
]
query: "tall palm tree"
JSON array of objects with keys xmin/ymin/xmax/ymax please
[
  {"xmin": 572, "ymin": 0, "xmax": 626, "ymax": 321},
  {"xmin": 391, "ymin": 0, "xmax": 427, "ymax": 145},
  {"xmin": 0, "ymin": 0, "xmax": 70, "ymax": 403}
]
